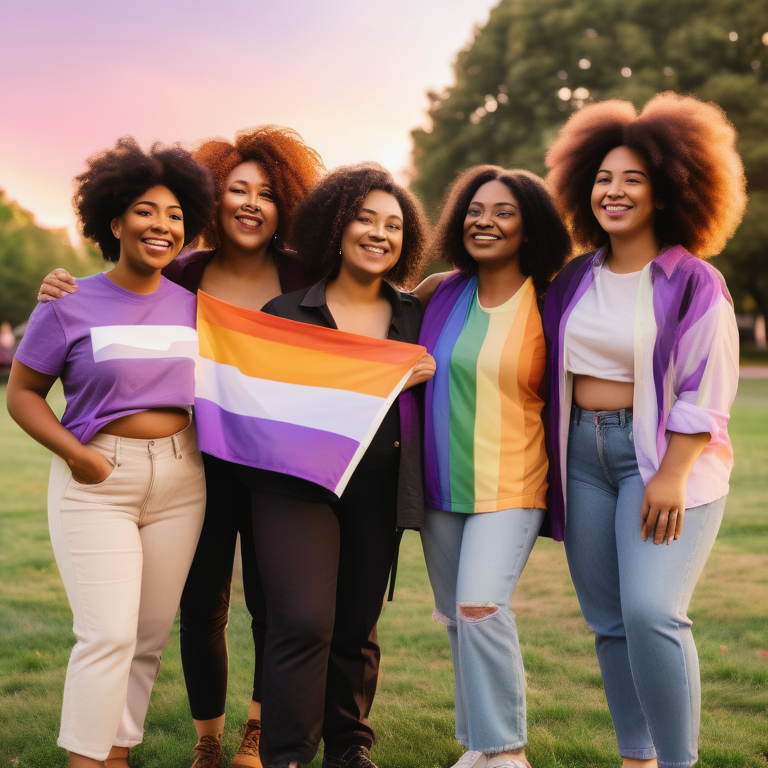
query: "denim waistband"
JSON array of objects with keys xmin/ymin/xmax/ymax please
[
  {"xmin": 572, "ymin": 405, "xmax": 632, "ymax": 427},
  {"xmin": 87, "ymin": 420, "xmax": 198, "ymax": 464}
]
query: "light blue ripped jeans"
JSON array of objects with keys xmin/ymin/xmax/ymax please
[
  {"xmin": 566, "ymin": 407, "xmax": 725, "ymax": 768},
  {"xmin": 421, "ymin": 506, "xmax": 544, "ymax": 754}
]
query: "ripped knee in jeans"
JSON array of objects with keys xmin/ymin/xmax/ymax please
[{"xmin": 458, "ymin": 601, "xmax": 499, "ymax": 623}]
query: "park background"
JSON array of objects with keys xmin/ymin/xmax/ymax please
[{"xmin": 0, "ymin": 0, "xmax": 766, "ymax": 765}]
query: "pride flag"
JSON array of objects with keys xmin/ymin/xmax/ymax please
[{"xmin": 194, "ymin": 291, "xmax": 425, "ymax": 496}]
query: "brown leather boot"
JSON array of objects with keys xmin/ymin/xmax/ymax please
[
  {"xmin": 190, "ymin": 734, "xmax": 223, "ymax": 768},
  {"xmin": 232, "ymin": 719, "xmax": 262, "ymax": 768}
]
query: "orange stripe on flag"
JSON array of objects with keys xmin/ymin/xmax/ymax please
[
  {"xmin": 198, "ymin": 291, "xmax": 418, "ymax": 365},
  {"xmin": 198, "ymin": 319, "xmax": 418, "ymax": 397}
]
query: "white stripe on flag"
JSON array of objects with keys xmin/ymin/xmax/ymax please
[{"xmin": 195, "ymin": 356, "xmax": 387, "ymax": 442}]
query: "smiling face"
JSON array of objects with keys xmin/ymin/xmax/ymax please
[
  {"xmin": 217, "ymin": 161, "xmax": 279, "ymax": 253},
  {"xmin": 462, "ymin": 180, "xmax": 525, "ymax": 266},
  {"xmin": 339, "ymin": 189, "xmax": 403, "ymax": 280},
  {"xmin": 591, "ymin": 146, "xmax": 657, "ymax": 241},
  {"xmin": 110, "ymin": 185, "xmax": 184, "ymax": 274}
]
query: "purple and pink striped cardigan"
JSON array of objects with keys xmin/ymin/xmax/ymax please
[{"xmin": 542, "ymin": 245, "xmax": 739, "ymax": 537}]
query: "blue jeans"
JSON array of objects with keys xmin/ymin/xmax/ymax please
[
  {"xmin": 421, "ymin": 506, "xmax": 544, "ymax": 753},
  {"xmin": 565, "ymin": 407, "xmax": 725, "ymax": 768}
]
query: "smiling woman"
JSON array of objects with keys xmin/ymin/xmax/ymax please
[
  {"xmin": 214, "ymin": 162, "xmax": 278, "ymax": 261},
  {"xmin": 6, "ymin": 137, "xmax": 215, "ymax": 768},
  {"xmin": 338, "ymin": 189, "xmax": 404, "ymax": 287},
  {"xmin": 543, "ymin": 93, "xmax": 747, "ymax": 768},
  {"xmin": 589, "ymin": 146, "xmax": 658, "ymax": 248},
  {"xmin": 107, "ymin": 185, "xmax": 186, "ymax": 285},
  {"xmin": 234, "ymin": 163, "xmax": 433, "ymax": 768},
  {"xmin": 463, "ymin": 179, "xmax": 526, "ymax": 266},
  {"xmin": 36, "ymin": 126, "xmax": 327, "ymax": 768},
  {"xmin": 413, "ymin": 165, "xmax": 571, "ymax": 768}
]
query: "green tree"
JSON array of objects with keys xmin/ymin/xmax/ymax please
[
  {"xmin": 411, "ymin": 0, "xmax": 768, "ymax": 313},
  {"xmin": 0, "ymin": 190, "xmax": 102, "ymax": 326}
]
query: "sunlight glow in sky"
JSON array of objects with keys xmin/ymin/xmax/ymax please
[{"xmin": 0, "ymin": 0, "xmax": 497, "ymax": 240}]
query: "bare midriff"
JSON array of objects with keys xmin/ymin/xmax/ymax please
[
  {"xmin": 98, "ymin": 408, "xmax": 190, "ymax": 439},
  {"xmin": 573, "ymin": 375, "xmax": 634, "ymax": 412}
]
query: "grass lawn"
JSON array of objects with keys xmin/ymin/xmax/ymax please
[{"xmin": 1, "ymin": 381, "xmax": 766, "ymax": 767}]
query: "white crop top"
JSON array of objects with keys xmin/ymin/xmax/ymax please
[{"xmin": 565, "ymin": 263, "xmax": 642, "ymax": 382}]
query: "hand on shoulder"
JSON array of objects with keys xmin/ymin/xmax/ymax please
[{"xmin": 38, "ymin": 268, "xmax": 77, "ymax": 302}]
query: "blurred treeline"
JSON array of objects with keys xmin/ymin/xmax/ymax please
[
  {"xmin": 410, "ymin": 0, "xmax": 768, "ymax": 317},
  {"xmin": 0, "ymin": 190, "xmax": 102, "ymax": 327}
]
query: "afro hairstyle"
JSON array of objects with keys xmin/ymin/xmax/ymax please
[
  {"xmin": 545, "ymin": 92, "xmax": 747, "ymax": 257},
  {"xmin": 73, "ymin": 136, "xmax": 215, "ymax": 262}
]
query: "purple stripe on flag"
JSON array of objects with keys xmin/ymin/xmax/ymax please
[{"xmin": 195, "ymin": 398, "xmax": 359, "ymax": 493}]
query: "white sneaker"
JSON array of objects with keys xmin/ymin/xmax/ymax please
[
  {"xmin": 486, "ymin": 755, "xmax": 527, "ymax": 768},
  {"xmin": 451, "ymin": 752, "xmax": 488, "ymax": 768}
]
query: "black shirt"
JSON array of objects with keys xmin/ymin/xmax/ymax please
[{"xmin": 235, "ymin": 278, "xmax": 426, "ymax": 528}]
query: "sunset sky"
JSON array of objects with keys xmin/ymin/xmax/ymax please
[{"xmin": 0, "ymin": 0, "xmax": 498, "ymax": 241}]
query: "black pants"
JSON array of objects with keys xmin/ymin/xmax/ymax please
[
  {"xmin": 252, "ymin": 452, "xmax": 400, "ymax": 768},
  {"xmin": 179, "ymin": 453, "xmax": 267, "ymax": 720}
]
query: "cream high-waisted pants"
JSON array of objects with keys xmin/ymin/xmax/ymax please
[{"xmin": 48, "ymin": 423, "xmax": 206, "ymax": 760}]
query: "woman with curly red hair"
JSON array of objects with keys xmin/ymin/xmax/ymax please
[
  {"xmin": 8, "ymin": 137, "xmax": 215, "ymax": 768},
  {"xmin": 543, "ymin": 93, "xmax": 746, "ymax": 768},
  {"xmin": 40, "ymin": 126, "xmax": 325, "ymax": 768},
  {"xmin": 171, "ymin": 127, "xmax": 324, "ymax": 768}
]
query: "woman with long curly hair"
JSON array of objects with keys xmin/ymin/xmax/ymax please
[
  {"xmin": 8, "ymin": 138, "xmax": 215, "ymax": 768},
  {"xmin": 39, "ymin": 126, "xmax": 325, "ymax": 768},
  {"xmin": 235, "ymin": 163, "xmax": 433, "ymax": 768},
  {"xmin": 414, "ymin": 166, "xmax": 571, "ymax": 768},
  {"xmin": 543, "ymin": 93, "xmax": 746, "ymax": 768}
]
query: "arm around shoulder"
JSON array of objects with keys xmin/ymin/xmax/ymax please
[{"xmin": 411, "ymin": 271, "xmax": 455, "ymax": 309}]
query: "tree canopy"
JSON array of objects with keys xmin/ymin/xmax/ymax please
[
  {"xmin": 410, "ymin": 0, "xmax": 768, "ymax": 314},
  {"xmin": 0, "ymin": 191, "xmax": 102, "ymax": 327}
]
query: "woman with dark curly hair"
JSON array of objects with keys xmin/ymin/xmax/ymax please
[
  {"xmin": 7, "ymin": 137, "xmax": 215, "ymax": 768},
  {"xmin": 413, "ymin": 166, "xmax": 570, "ymax": 768},
  {"xmin": 543, "ymin": 93, "xmax": 746, "ymax": 768},
  {"xmin": 235, "ymin": 163, "xmax": 433, "ymax": 768},
  {"xmin": 40, "ymin": 126, "xmax": 325, "ymax": 768}
]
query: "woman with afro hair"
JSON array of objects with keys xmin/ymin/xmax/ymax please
[
  {"xmin": 542, "ymin": 93, "xmax": 746, "ymax": 768},
  {"xmin": 8, "ymin": 137, "xmax": 215, "ymax": 768},
  {"xmin": 413, "ymin": 166, "xmax": 570, "ymax": 768},
  {"xmin": 235, "ymin": 162, "xmax": 433, "ymax": 768},
  {"xmin": 40, "ymin": 126, "xmax": 326, "ymax": 768}
]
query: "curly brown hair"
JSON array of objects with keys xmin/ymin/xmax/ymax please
[
  {"xmin": 430, "ymin": 165, "xmax": 572, "ymax": 297},
  {"xmin": 194, "ymin": 125, "xmax": 325, "ymax": 249},
  {"xmin": 545, "ymin": 92, "xmax": 747, "ymax": 257},
  {"xmin": 289, "ymin": 163, "xmax": 429, "ymax": 289},
  {"xmin": 73, "ymin": 136, "xmax": 215, "ymax": 262}
]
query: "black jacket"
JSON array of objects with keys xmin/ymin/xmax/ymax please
[{"xmin": 235, "ymin": 278, "xmax": 426, "ymax": 529}]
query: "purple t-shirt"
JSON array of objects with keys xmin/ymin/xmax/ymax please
[{"xmin": 15, "ymin": 273, "xmax": 198, "ymax": 444}]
